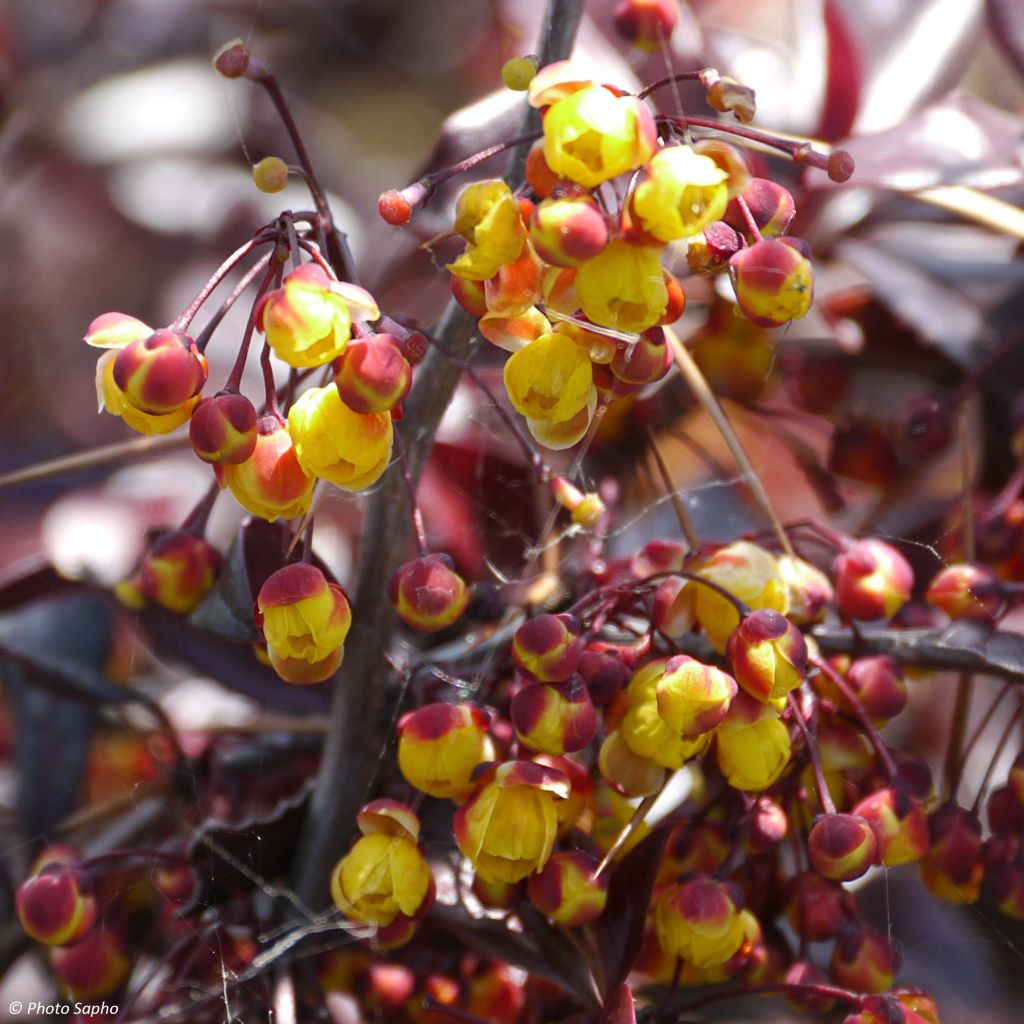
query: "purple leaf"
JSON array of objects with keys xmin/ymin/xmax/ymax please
[{"xmin": 988, "ymin": 0, "xmax": 1024, "ymax": 80}]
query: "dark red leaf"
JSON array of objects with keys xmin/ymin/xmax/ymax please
[
  {"xmin": 988, "ymin": 0, "xmax": 1024, "ymax": 80},
  {"xmin": 819, "ymin": 0, "xmax": 862, "ymax": 141}
]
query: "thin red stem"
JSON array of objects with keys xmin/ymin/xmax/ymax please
[
  {"xmin": 638, "ymin": 70, "xmax": 713, "ymax": 101},
  {"xmin": 261, "ymin": 342, "xmax": 283, "ymax": 423},
  {"xmin": 195, "ymin": 250, "xmax": 276, "ymax": 354},
  {"xmin": 788, "ymin": 692, "xmax": 836, "ymax": 815},
  {"xmin": 735, "ymin": 194, "xmax": 763, "ymax": 242},
  {"xmin": 224, "ymin": 261, "xmax": 282, "ymax": 393}
]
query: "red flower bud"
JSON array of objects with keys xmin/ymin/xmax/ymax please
[
  {"xmin": 527, "ymin": 851, "xmax": 608, "ymax": 926},
  {"xmin": 834, "ymin": 539, "xmax": 913, "ymax": 621},
  {"xmin": 529, "ymin": 197, "xmax": 609, "ymax": 267},
  {"xmin": 831, "ymin": 922, "xmax": 901, "ymax": 993},
  {"xmin": 784, "ymin": 871, "xmax": 854, "ymax": 941},
  {"xmin": 51, "ymin": 929, "xmax": 131, "ymax": 1000},
  {"xmin": 512, "ymin": 676, "xmax": 596, "ymax": 755},
  {"xmin": 609, "ymin": 328, "xmax": 672, "ymax": 388},
  {"xmin": 578, "ymin": 647, "xmax": 631, "ymax": 705},
  {"xmin": 335, "ymin": 334, "xmax": 411, "ymax": 414},
  {"xmin": 808, "ymin": 813, "xmax": 877, "ymax": 881},
  {"xmin": 378, "ymin": 181, "xmax": 430, "ymax": 226},
  {"xmin": 189, "ymin": 391, "xmax": 258, "ymax": 465},
  {"xmin": 920, "ymin": 801, "xmax": 984, "ymax": 904},
  {"xmin": 140, "ymin": 530, "xmax": 222, "ymax": 615},
  {"xmin": 925, "ymin": 562, "xmax": 1001, "ymax": 620},
  {"xmin": 843, "ymin": 656, "xmax": 908, "ymax": 724},
  {"xmin": 726, "ymin": 609, "xmax": 807, "ymax": 702},
  {"xmin": 113, "ymin": 329, "xmax": 206, "ymax": 414},
  {"xmin": 746, "ymin": 797, "xmax": 788, "ymax": 853},
  {"xmin": 783, "ymin": 961, "xmax": 835, "ymax": 1014},
  {"xmin": 16, "ymin": 866, "xmax": 96, "ymax": 947},
  {"xmin": 725, "ymin": 179, "xmax": 796, "ymax": 239},
  {"xmin": 852, "ymin": 786, "xmax": 929, "ymax": 866},
  {"xmin": 729, "ymin": 238, "xmax": 813, "ymax": 328},
  {"xmin": 613, "ymin": 0, "xmax": 679, "ymax": 51},
  {"xmin": 511, "ymin": 613, "xmax": 581, "ymax": 682},
  {"xmin": 388, "ymin": 555, "xmax": 469, "ymax": 633}
]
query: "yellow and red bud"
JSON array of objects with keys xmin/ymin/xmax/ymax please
[
  {"xmin": 831, "ymin": 922, "xmax": 902, "ymax": 994},
  {"xmin": 397, "ymin": 702, "xmax": 494, "ymax": 801},
  {"xmin": 686, "ymin": 221, "xmax": 743, "ymax": 276},
  {"xmin": 839, "ymin": 656, "xmax": 908, "ymax": 724},
  {"xmin": 484, "ymin": 245, "xmax": 541, "ymax": 317},
  {"xmin": 655, "ymin": 875, "xmax": 745, "ymax": 970},
  {"xmin": 613, "ymin": 0, "xmax": 678, "ymax": 50},
  {"xmin": 451, "ymin": 275, "xmax": 488, "ymax": 317},
  {"xmin": 920, "ymin": 801, "xmax": 984, "ymax": 904},
  {"xmin": 453, "ymin": 760, "xmax": 569, "ymax": 884},
  {"xmin": 778, "ymin": 555, "xmax": 834, "ymax": 625},
  {"xmin": 729, "ymin": 238, "xmax": 814, "ymax": 328},
  {"xmin": 257, "ymin": 264, "xmax": 352, "ymax": 368},
  {"xmin": 706, "ymin": 75, "xmax": 757, "ymax": 122},
  {"xmin": 527, "ymin": 851, "xmax": 608, "ymax": 926},
  {"xmin": 112, "ymin": 329, "xmax": 206, "ymax": 415},
  {"xmin": 511, "ymin": 613, "xmax": 582, "ymax": 682},
  {"xmin": 656, "ymin": 654, "xmax": 737, "ymax": 738},
  {"xmin": 925, "ymin": 562, "xmax": 1001, "ymax": 620},
  {"xmin": 51, "ymin": 929, "xmax": 131, "ymax": 1001},
  {"xmin": 216, "ymin": 417, "xmax": 314, "ymax": 521},
  {"xmin": 851, "ymin": 786, "xmax": 929, "ymax": 866},
  {"xmin": 334, "ymin": 333, "xmax": 411, "ymax": 414},
  {"xmin": 610, "ymin": 327, "xmax": 672, "ymax": 388},
  {"xmin": 784, "ymin": 871, "xmax": 855, "ymax": 941},
  {"xmin": 257, "ymin": 563, "xmax": 352, "ymax": 684},
  {"xmin": 714, "ymin": 691, "xmax": 791, "ymax": 792},
  {"xmin": 725, "ymin": 179, "xmax": 796, "ymax": 239},
  {"xmin": 808, "ymin": 813, "xmax": 878, "ymax": 881},
  {"xmin": 834, "ymin": 539, "xmax": 914, "ymax": 621},
  {"xmin": 378, "ymin": 181, "xmax": 431, "ymax": 226},
  {"xmin": 598, "ymin": 729, "xmax": 666, "ymax": 796},
  {"xmin": 542, "ymin": 85, "xmax": 656, "ymax": 190},
  {"xmin": 480, "ymin": 305, "xmax": 550, "ymax": 353},
  {"xmin": 389, "ymin": 554, "xmax": 469, "ymax": 633},
  {"xmin": 512, "ymin": 676, "xmax": 597, "ymax": 755},
  {"xmin": 16, "ymin": 865, "xmax": 96, "ymax": 947},
  {"xmin": 140, "ymin": 531, "xmax": 221, "ymax": 615},
  {"xmin": 189, "ymin": 390, "xmax": 258, "ymax": 464},
  {"xmin": 783, "ymin": 961, "xmax": 835, "ymax": 1014},
  {"xmin": 83, "ymin": 311, "xmax": 152, "ymax": 350},
  {"xmin": 726, "ymin": 609, "xmax": 807, "ymax": 702},
  {"xmin": 529, "ymin": 197, "xmax": 609, "ymax": 268},
  {"xmin": 287, "ymin": 384, "xmax": 392, "ymax": 491},
  {"xmin": 746, "ymin": 796, "xmax": 788, "ymax": 853},
  {"xmin": 252, "ymin": 155, "xmax": 288, "ymax": 193}
]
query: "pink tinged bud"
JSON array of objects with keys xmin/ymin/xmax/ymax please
[
  {"xmin": 632, "ymin": 539, "xmax": 686, "ymax": 578},
  {"xmin": 598, "ymin": 729, "xmax": 666, "ymax": 797},
  {"xmin": 451, "ymin": 275, "xmax": 488, "ymax": 317},
  {"xmin": 851, "ymin": 786, "xmax": 930, "ymax": 866},
  {"xmin": 388, "ymin": 555, "xmax": 469, "ymax": 633},
  {"xmin": 725, "ymin": 179, "xmax": 796, "ymax": 239},
  {"xmin": 378, "ymin": 181, "xmax": 430, "ymax": 226},
  {"xmin": 784, "ymin": 871, "xmax": 854, "ymax": 941},
  {"xmin": 652, "ymin": 577, "xmax": 697, "ymax": 639},
  {"xmin": 113, "ymin": 330, "xmax": 206, "ymax": 414},
  {"xmin": 529, "ymin": 198, "xmax": 609, "ymax": 268},
  {"xmin": 511, "ymin": 613, "xmax": 581, "ymax": 682},
  {"xmin": 610, "ymin": 328, "xmax": 672, "ymax": 388},
  {"xmin": 512, "ymin": 676, "xmax": 596, "ymax": 755},
  {"xmin": 527, "ymin": 851, "xmax": 608, "ymax": 926},
  {"xmin": 656, "ymin": 655, "xmax": 737, "ymax": 738},
  {"xmin": 729, "ymin": 238, "xmax": 813, "ymax": 328},
  {"xmin": 808, "ymin": 813, "xmax": 877, "ymax": 881},
  {"xmin": 83, "ymin": 312, "xmax": 152, "ymax": 349},
  {"xmin": 140, "ymin": 531, "xmax": 222, "ymax": 615},
  {"xmin": 784, "ymin": 961, "xmax": 835, "ymax": 1014},
  {"xmin": 925, "ymin": 562, "xmax": 1001, "ymax": 620},
  {"xmin": 397, "ymin": 702, "xmax": 493, "ymax": 801},
  {"xmin": 834, "ymin": 539, "xmax": 914, "ymax": 621},
  {"xmin": 920, "ymin": 801, "xmax": 984, "ymax": 904},
  {"xmin": 843, "ymin": 656, "xmax": 907, "ymax": 723},
  {"xmin": 213, "ymin": 39, "xmax": 251, "ymax": 78},
  {"xmin": 51, "ymin": 929, "xmax": 131, "ymax": 1001},
  {"xmin": 831, "ymin": 923, "xmax": 902, "ymax": 994},
  {"xmin": 578, "ymin": 648, "xmax": 631, "ymax": 706},
  {"xmin": 746, "ymin": 797, "xmax": 788, "ymax": 853},
  {"xmin": 726, "ymin": 609, "xmax": 807, "ymax": 702},
  {"xmin": 189, "ymin": 391, "xmax": 258, "ymax": 464},
  {"xmin": 335, "ymin": 334, "xmax": 411, "ymax": 414},
  {"xmin": 778, "ymin": 555, "xmax": 833, "ymax": 625},
  {"xmin": 16, "ymin": 867, "xmax": 96, "ymax": 947},
  {"xmin": 613, "ymin": 0, "xmax": 679, "ymax": 50}
]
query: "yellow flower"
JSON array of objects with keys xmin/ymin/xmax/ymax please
[
  {"xmin": 632, "ymin": 145, "xmax": 729, "ymax": 242},
  {"xmin": 575, "ymin": 239, "xmax": 668, "ymax": 334},
  {"xmin": 287, "ymin": 385, "xmax": 393, "ymax": 491},
  {"xmin": 503, "ymin": 331, "xmax": 594, "ymax": 424},
  {"xmin": 542, "ymin": 84, "xmax": 656, "ymax": 189},
  {"xmin": 331, "ymin": 833, "xmax": 433, "ymax": 926},
  {"xmin": 258, "ymin": 264, "xmax": 352, "ymax": 368},
  {"xmin": 447, "ymin": 180, "xmax": 526, "ymax": 281},
  {"xmin": 397, "ymin": 703, "xmax": 494, "ymax": 801},
  {"xmin": 655, "ymin": 876, "xmax": 746, "ymax": 970},
  {"xmin": 454, "ymin": 761, "xmax": 569, "ymax": 884},
  {"xmin": 714, "ymin": 692, "xmax": 791, "ymax": 792}
]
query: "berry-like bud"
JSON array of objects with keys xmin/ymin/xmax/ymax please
[
  {"xmin": 839, "ymin": 656, "xmax": 907, "ymax": 724},
  {"xmin": 725, "ymin": 179, "xmax": 796, "ymax": 238},
  {"xmin": 51, "ymin": 930, "xmax": 131, "ymax": 1000},
  {"xmin": 16, "ymin": 866, "xmax": 96, "ymax": 947},
  {"xmin": 808, "ymin": 813, "xmax": 877, "ymax": 881},
  {"xmin": 389, "ymin": 555, "xmax": 469, "ymax": 633},
  {"xmin": 609, "ymin": 327, "xmax": 672, "ymax": 388},
  {"xmin": 656, "ymin": 654, "xmax": 737, "ymax": 738},
  {"xmin": 113, "ymin": 330, "xmax": 206, "ymax": 415},
  {"xmin": 189, "ymin": 391, "xmax": 258, "ymax": 465},
  {"xmin": 784, "ymin": 871, "xmax": 854, "ymax": 941},
  {"xmin": 527, "ymin": 851, "xmax": 608, "ymax": 926},
  {"xmin": 655, "ymin": 875, "xmax": 745, "ymax": 969},
  {"xmin": 851, "ymin": 786, "xmax": 929, "ymax": 866},
  {"xmin": 778, "ymin": 555, "xmax": 834, "ymax": 625},
  {"xmin": 613, "ymin": 0, "xmax": 679, "ymax": 50},
  {"xmin": 714, "ymin": 691, "xmax": 791, "ymax": 792},
  {"xmin": 529, "ymin": 197, "xmax": 608, "ymax": 267},
  {"xmin": 726, "ymin": 609, "xmax": 807, "ymax": 702},
  {"xmin": 925, "ymin": 562, "xmax": 1001, "ymax": 620},
  {"xmin": 252, "ymin": 156, "xmax": 288, "ymax": 193},
  {"xmin": 335, "ymin": 333, "xmax": 411, "ymax": 414},
  {"xmin": 140, "ymin": 531, "xmax": 222, "ymax": 615},
  {"xmin": 257, "ymin": 563, "xmax": 352, "ymax": 684},
  {"xmin": 512, "ymin": 676, "xmax": 596, "ymax": 755},
  {"xmin": 828, "ymin": 150, "xmax": 855, "ymax": 183},
  {"xmin": 512, "ymin": 614, "xmax": 582, "ymax": 682},
  {"xmin": 213, "ymin": 39, "xmax": 251, "ymax": 78},
  {"xmin": 453, "ymin": 760, "xmax": 569, "ymax": 884},
  {"xmin": 919, "ymin": 801, "xmax": 984, "ymax": 904},
  {"xmin": 397, "ymin": 703, "xmax": 494, "ymax": 801},
  {"xmin": 834, "ymin": 539, "xmax": 913, "ymax": 621},
  {"xmin": 729, "ymin": 238, "xmax": 813, "ymax": 327},
  {"xmin": 578, "ymin": 646, "xmax": 631, "ymax": 705},
  {"xmin": 501, "ymin": 55, "xmax": 539, "ymax": 91},
  {"xmin": 746, "ymin": 796, "xmax": 788, "ymax": 852},
  {"xmin": 784, "ymin": 961, "xmax": 835, "ymax": 1014},
  {"xmin": 831, "ymin": 922, "xmax": 901, "ymax": 993}
]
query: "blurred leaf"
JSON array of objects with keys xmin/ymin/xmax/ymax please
[
  {"xmin": 819, "ymin": 0, "xmax": 862, "ymax": 140},
  {"xmin": 988, "ymin": 0, "xmax": 1024, "ymax": 80},
  {"xmin": 595, "ymin": 826, "xmax": 670, "ymax": 1001},
  {"xmin": 0, "ymin": 562, "xmax": 80, "ymax": 614}
]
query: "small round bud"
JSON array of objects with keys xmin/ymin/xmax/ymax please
[
  {"xmin": 925, "ymin": 562, "xmax": 1001, "ymax": 620},
  {"xmin": 729, "ymin": 238, "xmax": 813, "ymax": 328},
  {"xmin": 51, "ymin": 930, "xmax": 131, "ymax": 1000},
  {"xmin": 808, "ymin": 813, "xmax": 877, "ymax": 881},
  {"xmin": 388, "ymin": 555, "xmax": 469, "ymax": 633},
  {"xmin": 746, "ymin": 797, "xmax": 788, "ymax": 852},
  {"xmin": 726, "ymin": 609, "xmax": 807, "ymax": 702},
  {"xmin": 377, "ymin": 181, "xmax": 430, "ymax": 226},
  {"xmin": 527, "ymin": 851, "xmax": 608, "ymax": 926},
  {"xmin": 501, "ymin": 55, "xmax": 539, "ymax": 91},
  {"xmin": 16, "ymin": 866, "xmax": 96, "ymax": 947},
  {"xmin": 252, "ymin": 156, "xmax": 289, "ymax": 193},
  {"xmin": 725, "ymin": 179, "xmax": 796, "ymax": 239},
  {"xmin": 529, "ymin": 197, "xmax": 608, "ymax": 268},
  {"xmin": 778, "ymin": 555, "xmax": 833, "ymax": 625},
  {"xmin": 335, "ymin": 333, "xmax": 411, "ymax": 414},
  {"xmin": 512, "ymin": 614, "xmax": 582, "ymax": 682},
  {"xmin": 512, "ymin": 676, "xmax": 597, "ymax": 755},
  {"xmin": 834, "ymin": 539, "xmax": 913, "ymax": 621},
  {"xmin": 471, "ymin": 875, "xmax": 523, "ymax": 910},
  {"xmin": 613, "ymin": 0, "xmax": 679, "ymax": 51},
  {"xmin": 397, "ymin": 703, "xmax": 493, "ymax": 801},
  {"xmin": 842, "ymin": 656, "xmax": 907, "ymax": 724},
  {"xmin": 140, "ymin": 530, "xmax": 222, "ymax": 615},
  {"xmin": 828, "ymin": 149, "xmax": 855, "ymax": 182},
  {"xmin": 609, "ymin": 328, "xmax": 671, "ymax": 388},
  {"xmin": 189, "ymin": 390, "xmax": 258, "ymax": 465},
  {"xmin": 113, "ymin": 330, "xmax": 206, "ymax": 415},
  {"xmin": 831, "ymin": 922, "xmax": 901, "ymax": 994},
  {"xmin": 655, "ymin": 875, "xmax": 745, "ymax": 969},
  {"xmin": 851, "ymin": 786, "xmax": 929, "ymax": 866},
  {"xmin": 213, "ymin": 39, "xmax": 251, "ymax": 79},
  {"xmin": 784, "ymin": 871, "xmax": 854, "ymax": 941}
]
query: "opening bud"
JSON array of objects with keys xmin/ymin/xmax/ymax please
[
  {"xmin": 113, "ymin": 329, "xmax": 206, "ymax": 415},
  {"xmin": 511, "ymin": 613, "xmax": 582, "ymax": 682},
  {"xmin": 529, "ymin": 197, "xmax": 609, "ymax": 268},
  {"xmin": 335, "ymin": 333, "xmax": 411, "ymax": 414},
  {"xmin": 388, "ymin": 554, "xmax": 469, "ymax": 633},
  {"xmin": 726, "ymin": 609, "xmax": 807, "ymax": 702},
  {"xmin": 808, "ymin": 813, "xmax": 877, "ymax": 881},
  {"xmin": 655, "ymin": 875, "xmax": 745, "ymax": 969},
  {"xmin": 512, "ymin": 676, "xmax": 596, "ymax": 755},
  {"xmin": 527, "ymin": 851, "xmax": 608, "ymax": 926},
  {"xmin": 925, "ymin": 562, "xmax": 1001, "ymax": 620},
  {"xmin": 851, "ymin": 786, "xmax": 929, "ymax": 866},
  {"xmin": 140, "ymin": 530, "xmax": 222, "ymax": 615},
  {"xmin": 397, "ymin": 703, "xmax": 494, "ymax": 801}
]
